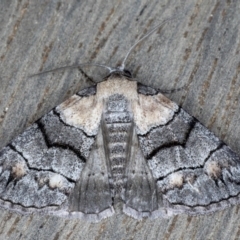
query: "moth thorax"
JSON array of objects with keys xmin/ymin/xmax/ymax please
[
  {"xmin": 105, "ymin": 94, "xmax": 129, "ymax": 112},
  {"xmin": 103, "ymin": 94, "xmax": 133, "ymax": 195}
]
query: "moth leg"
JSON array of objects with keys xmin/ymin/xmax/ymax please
[
  {"xmin": 123, "ymin": 128, "xmax": 159, "ymax": 219},
  {"xmin": 69, "ymin": 127, "xmax": 114, "ymax": 221}
]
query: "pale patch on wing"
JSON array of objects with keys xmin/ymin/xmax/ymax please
[
  {"xmin": 205, "ymin": 161, "xmax": 222, "ymax": 179},
  {"xmin": 56, "ymin": 95, "xmax": 104, "ymax": 136},
  {"xmin": 132, "ymin": 93, "xmax": 179, "ymax": 134},
  {"xmin": 56, "ymin": 77, "xmax": 138, "ymax": 135},
  {"xmin": 49, "ymin": 174, "xmax": 64, "ymax": 189},
  {"xmin": 169, "ymin": 172, "xmax": 184, "ymax": 188},
  {"xmin": 11, "ymin": 162, "xmax": 27, "ymax": 178},
  {"xmin": 57, "ymin": 77, "xmax": 178, "ymax": 135}
]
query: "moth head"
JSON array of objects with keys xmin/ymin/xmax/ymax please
[{"xmin": 105, "ymin": 67, "xmax": 132, "ymax": 79}]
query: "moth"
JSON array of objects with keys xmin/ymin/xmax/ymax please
[{"xmin": 1, "ymin": 19, "xmax": 240, "ymax": 222}]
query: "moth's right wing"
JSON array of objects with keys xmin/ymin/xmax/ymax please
[{"xmin": 123, "ymin": 128, "xmax": 161, "ymax": 219}]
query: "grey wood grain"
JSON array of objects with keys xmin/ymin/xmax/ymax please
[{"xmin": 0, "ymin": 0, "xmax": 240, "ymax": 239}]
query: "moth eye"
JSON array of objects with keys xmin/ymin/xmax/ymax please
[{"xmin": 122, "ymin": 69, "xmax": 132, "ymax": 78}]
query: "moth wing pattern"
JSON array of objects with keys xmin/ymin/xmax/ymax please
[
  {"xmin": 137, "ymin": 85, "xmax": 240, "ymax": 216},
  {"xmin": 0, "ymin": 76, "xmax": 240, "ymax": 221},
  {"xmin": 0, "ymin": 86, "xmax": 102, "ymax": 218},
  {"xmin": 123, "ymin": 127, "xmax": 160, "ymax": 219},
  {"xmin": 68, "ymin": 126, "xmax": 114, "ymax": 221}
]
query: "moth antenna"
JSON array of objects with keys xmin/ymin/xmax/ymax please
[
  {"xmin": 29, "ymin": 63, "xmax": 113, "ymax": 77},
  {"xmin": 119, "ymin": 17, "xmax": 175, "ymax": 71}
]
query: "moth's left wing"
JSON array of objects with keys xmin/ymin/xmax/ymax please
[
  {"xmin": 0, "ymin": 111, "xmax": 89, "ymax": 215},
  {"xmin": 0, "ymin": 88, "xmax": 110, "ymax": 221},
  {"xmin": 135, "ymin": 86, "xmax": 240, "ymax": 216}
]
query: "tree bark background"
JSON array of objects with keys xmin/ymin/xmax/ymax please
[{"xmin": 0, "ymin": 0, "xmax": 240, "ymax": 239}]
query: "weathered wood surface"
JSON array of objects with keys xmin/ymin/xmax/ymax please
[{"xmin": 0, "ymin": 0, "xmax": 240, "ymax": 239}]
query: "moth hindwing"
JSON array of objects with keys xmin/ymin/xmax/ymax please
[{"xmin": 1, "ymin": 73, "xmax": 240, "ymax": 222}]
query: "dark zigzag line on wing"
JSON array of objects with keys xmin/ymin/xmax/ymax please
[
  {"xmin": 37, "ymin": 120, "xmax": 89, "ymax": 163},
  {"xmin": 157, "ymin": 142, "xmax": 240, "ymax": 204},
  {"xmin": 0, "ymin": 195, "xmax": 63, "ymax": 210},
  {"xmin": 144, "ymin": 110, "xmax": 234, "ymax": 183},
  {"xmin": 138, "ymin": 106, "xmax": 182, "ymax": 137},
  {"xmin": 145, "ymin": 116, "xmax": 196, "ymax": 160},
  {"xmin": 8, "ymin": 144, "xmax": 75, "ymax": 184},
  {"xmin": 168, "ymin": 191, "xmax": 240, "ymax": 208},
  {"xmin": 52, "ymin": 109, "xmax": 96, "ymax": 138},
  {"xmin": 155, "ymin": 142, "xmax": 232, "ymax": 181},
  {"xmin": 156, "ymin": 141, "xmax": 239, "ymax": 200}
]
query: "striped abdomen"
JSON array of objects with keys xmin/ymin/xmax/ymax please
[{"xmin": 102, "ymin": 94, "xmax": 133, "ymax": 195}]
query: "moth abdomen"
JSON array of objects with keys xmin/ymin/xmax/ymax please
[{"xmin": 102, "ymin": 95, "xmax": 134, "ymax": 195}]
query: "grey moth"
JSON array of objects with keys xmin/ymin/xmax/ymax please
[{"xmin": 1, "ymin": 20, "xmax": 240, "ymax": 222}]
